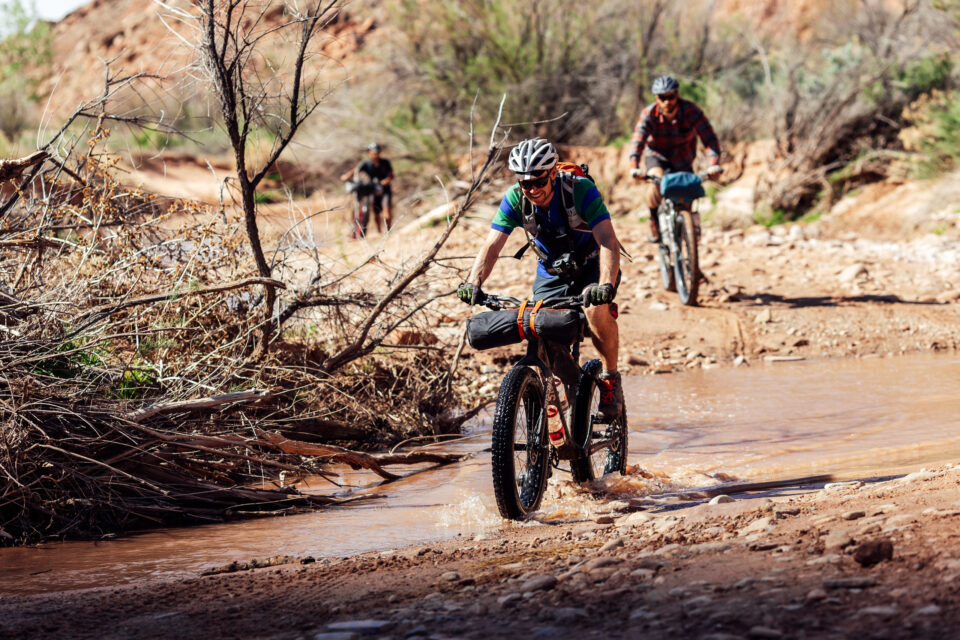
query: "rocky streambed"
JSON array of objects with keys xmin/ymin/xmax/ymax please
[{"xmin": 3, "ymin": 465, "xmax": 959, "ymax": 639}]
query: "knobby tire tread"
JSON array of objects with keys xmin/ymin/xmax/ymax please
[
  {"xmin": 676, "ymin": 211, "xmax": 699, "ymax": 306},
  {"xmin": 571, "ymin": 359, "xmax": 629, "ymax": 482},
  {"xmin": 657, "ymin": 202, "xmax": 676, "ymax": 292},
  {"xmin": 491, "ymin": 366, "xmax": 546, "ymax": 520}
]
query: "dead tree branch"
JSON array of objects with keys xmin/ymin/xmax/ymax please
[{"xmin": 0, "ymin": 152, "xmax": 49, "ymax": 184}]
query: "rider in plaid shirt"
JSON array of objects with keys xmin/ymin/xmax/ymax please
[{"xmin": 629, "ymin": 75, "xmax": 722, "ymax": 242}]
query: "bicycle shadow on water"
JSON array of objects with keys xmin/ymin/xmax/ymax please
[
  {"xmin": 727, "ymin": 290, "xmax": 944, "ymax": 309},
  {"xmin": 526, "ymin": 469, "xmax": 865, "ymax": 524}
]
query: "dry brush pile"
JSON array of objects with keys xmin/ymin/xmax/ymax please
[{"xmin": 0, "ymin": 116, "xmax": 495, "ymax": 544}]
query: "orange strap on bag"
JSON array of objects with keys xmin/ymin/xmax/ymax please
[
  {"xmin": 516, "ymin": 299, "xmax": 528, "ymax": 340},
  {"xmin": 555, "ymin": 161, "xmax": 587, "ymax": 179},
  {"xmin": 528, "ymin": 299, "xmax": 544, "ymax": 338}
]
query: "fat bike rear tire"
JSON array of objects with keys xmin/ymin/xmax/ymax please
[
  {"xmin": 570, "ymin": 359, "xmax": 629, "ymax": 483},
  {"xmin": 491, "ymin": 365, "xmax": 548, "ymax": 519},
  {"xmin": 657, "ymin": 202, "xmax": 676, "ymax": 292}
]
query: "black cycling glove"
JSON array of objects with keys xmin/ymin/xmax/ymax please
[
  {"xmin": 582, "ymin": 283, "xmax": 615, "ymax": 306},
  {"xmin": 457, "ymin": 283, "xmax": 484, "ymax": 305}
]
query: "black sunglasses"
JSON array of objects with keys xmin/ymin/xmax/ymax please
[
  {"xmin": 657, "ymin": 92, "xmax": 679, "ymax": 101},
  {"xmin": 519, "ymin": 172, "xmax": 551, "ymax": 190}
]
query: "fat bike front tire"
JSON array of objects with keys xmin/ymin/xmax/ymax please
[
  {"xmin": 675, "ymin": 210, "xmax": 700, "ymax": 306},
  {"xmin": 491, "ymin": 365, "xmax": 548, "ymax": 519}
]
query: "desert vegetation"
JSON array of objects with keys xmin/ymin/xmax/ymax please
[
  {"xmin": 384, "ymin": 0, "xmax": 960, "ymax": 218},
  {"xmin": 0, "ymin": 0, "xmax": 506, "ymax": 544}
]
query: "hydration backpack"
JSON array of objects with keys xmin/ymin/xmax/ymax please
[{"xmin": 513, "ymin": 161, "xmax": 631, "ymax": 271}]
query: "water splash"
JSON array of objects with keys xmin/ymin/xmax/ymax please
[{"xmin": 436, "ymin": 490, "xmax": 502, "ymax": 530}]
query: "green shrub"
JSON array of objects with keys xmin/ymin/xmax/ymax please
[
  {"xmin": 754, "ymin": 208, "xmax": 787, "ymax": 227},
  {"xmin": 0, "ymin": 1, "xmax": 50, "ymax": 139},
  {"xmin": 32, "ymin": 340, "xmax": 102, "ymax": 379},
  {"xmin": 115, "ymin": 369, "xmax": 159, "ymax": 400},
  {"xmin": 384, "ymin": 0, "xmax": 749, "ymax": 148},
  {"xmin": 920, "ymin": 95, "xmax": 960, "ymax": 172}
]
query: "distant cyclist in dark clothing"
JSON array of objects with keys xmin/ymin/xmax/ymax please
[
  {"xmin": 629, "ymin": 75, "xmax": 721, "ymax": 243},
  {"xmin": 340, "ymin": 142, "xmax": 395, "ymax": 233}
]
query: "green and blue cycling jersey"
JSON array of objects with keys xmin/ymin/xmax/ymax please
[{"xmin": 491, "ymin": 176, "xmax": 610, "ymax": 278}]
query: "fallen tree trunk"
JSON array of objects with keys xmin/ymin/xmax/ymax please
[{"xmin": 128, "ymin": 389, "xmax": 276, "ymax": 423}]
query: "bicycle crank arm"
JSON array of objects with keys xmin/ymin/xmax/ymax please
[{"xmin": 586, "ymin": 438, "xmax": 615, "ymax": 457}]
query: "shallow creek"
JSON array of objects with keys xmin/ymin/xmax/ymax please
[{"xmin": 3, "ymin": 353, "xmax": 959, "ymax": 595}]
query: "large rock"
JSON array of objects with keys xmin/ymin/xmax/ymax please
[
  {"xmin": 552, "ymin": 607, "xmax": 587, "ymax": 623},
  {"xmin": 520, "ymin": 574, "xmax": 557, "ymax": 593},
  {"xmin": 583, "ymin": 556, "xmax": 623, "ymax": 572},
  {"xmin": 325, "ymin": 620, "xmax": 393, "ymax": 635},
  {"xmin": 618, "ymin": 511, "xmax": 654, "ymax": 527},
  {"xmin": 853, "ymin": 539, "xmax": 894, "ymax": 567},
  {"xmin": 823, "ymin": 529, "xmax": 854, "ymax": 550},
  {"xmin": 599, "ymin": 537, "xmax": 624, "ymax": 552},
  {"xmin": 839, "ymin": 263, "xmax": 868, "ymax": 283},
  {"xmin": 739, "ymin": 516, "xmax": 776, "ymax": 536},
  {"xmin": 823, "ymin": 577, "xmax": 876, "ymax": 589}
]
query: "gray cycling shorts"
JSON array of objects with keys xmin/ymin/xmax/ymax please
[{"xmin": 532, "ymin": 264, "xmax": 621, "ymax": 301}]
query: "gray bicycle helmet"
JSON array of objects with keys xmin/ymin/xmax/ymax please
[
  {"xmin": 508, "ymin": 138, "xmax": 558, "ymax": 179},
  {"xmin": 651, "ymin": 75, "xmax": 680, "ymax": 95},
  {"xmin": 367, "ymin": 142, "xmax": 380, "ymax": 152}
]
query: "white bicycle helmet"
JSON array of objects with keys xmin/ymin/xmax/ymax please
[
  {"xmin": 508, "ymin": 138, "xmax": 558, "ymax": 179},
  {"xmin": 652, "ymin": 75, "xmax": 680, "ymax": 95}
]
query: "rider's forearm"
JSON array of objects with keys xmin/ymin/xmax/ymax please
[
  {"xmin": 590, "ymin": 220, "xmax": 620, "ymax": 287},
  {"xmin": 468, "ymin": 243, "xmax": 499, "ymax": 286},
  {"xmin": 468, "ymin": 230, "xmax": 509, "ymax": 286},
  {"xmin": 599, "ymin": 244, "xmax": 620, "ymax": 288}
]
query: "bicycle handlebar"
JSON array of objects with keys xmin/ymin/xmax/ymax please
[
  {"xmin": 630, "ymin": 167, "xmax": 721, "ymax": 182},
  {"xmin": 479, "ymin": 293, "xmax": 586, "ymax": 311}
]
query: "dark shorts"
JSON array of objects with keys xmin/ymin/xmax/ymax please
[
  {"xmin": 645, "ymin": 155, "xmax": 693, "ymax": 174},
  {"xmin": 373, "ymin": 186, "xmax": 392, "ymax": 213},
  {"xmin": 532, "ymin": 262, "xmax": 621, "ymax": 301}
]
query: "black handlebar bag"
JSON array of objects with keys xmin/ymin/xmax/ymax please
[{"xmin": 466, "ymin": 303, "xmax": 582, "ymax": 351}]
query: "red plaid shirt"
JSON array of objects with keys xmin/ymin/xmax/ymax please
[{"xmin": 629, "ymin": 99, "xmax": 721, "ymax": 168}]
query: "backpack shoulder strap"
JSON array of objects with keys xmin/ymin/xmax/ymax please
[
  {"xmin": 513, "ymin": 194, "xmax": 552, "ymax": 262},
  {"xmin": 557, "ymin": 171, "xmax": 577, "ymax": 223}
]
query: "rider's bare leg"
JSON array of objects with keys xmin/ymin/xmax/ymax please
[
  {"xmin": 646, "ymin": 166, "xmax": 665, "ymax": 242},
  {"xmin": 383, "ymin": 205, "xmax": 393, "ymax": 231},
  {"xmin": 585, "ymin": 304, "xmax": 618, "ymax": 372}
]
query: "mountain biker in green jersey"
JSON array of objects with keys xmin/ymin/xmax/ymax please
[{"xmin": 457, "ymin": 138, "xmax": 624, "ymax": 419}]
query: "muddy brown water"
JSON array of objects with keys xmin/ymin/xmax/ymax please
[{"xmin": 3, "ymin": 354, "xmax": 960, "ymax": 595}]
